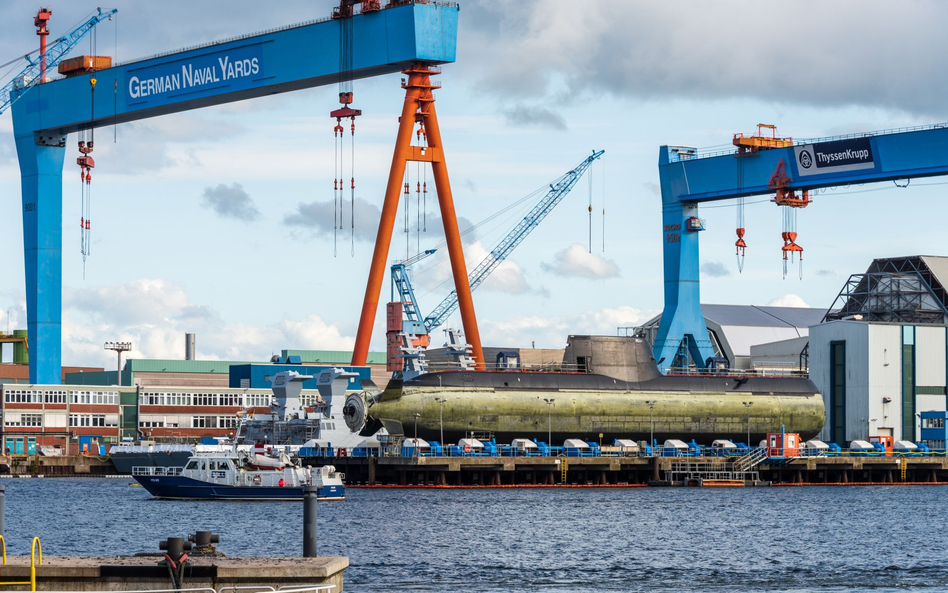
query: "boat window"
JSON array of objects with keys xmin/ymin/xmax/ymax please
[
  {"xmin": 220, "ymin": 461, "xmax": 232, "ymax": 470},
  {"xmin": 185, "ymin": 460, "xmax": 200, "ymax": 470}
]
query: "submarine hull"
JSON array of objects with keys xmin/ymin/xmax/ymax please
[{"xmin": 369, "ymin": 369, "xmax": 825, "ymax": 445}]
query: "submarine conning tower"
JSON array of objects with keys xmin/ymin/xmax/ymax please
[{"xmin": 562, "ymin": 335, "xmax": 662, "ymax": 382}]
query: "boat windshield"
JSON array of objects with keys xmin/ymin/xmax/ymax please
[{"xmin": 185, "ymin": 460, "xmax": 203, "ymax": 470}]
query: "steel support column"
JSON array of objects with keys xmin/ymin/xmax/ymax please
[
  {"xmin": 420, "ymin": 83, "xmax": 485, "ymax": 370},
  {"xmin": 16, "ymin": 134, "xmax": 65, "ymax": 384},
  {"xmin": 652, "ymin": 149, "xmax": 714, "ymax": 373}
]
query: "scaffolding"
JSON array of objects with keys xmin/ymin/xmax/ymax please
[{"xmin": 823, "ymin": 256, "xmax": 948, "ymax": 324}]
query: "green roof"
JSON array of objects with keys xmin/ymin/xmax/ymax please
[
  {"xmin": 63, "ymin": 370, "xmax": 120, "ymax": 386},
  {"xmin": 124, "ymin": 359, "xmax": 254, "ymax": 374},
  {"xmin": 282, "ymin": 349, "xmax": 386, "ymax": 365}
]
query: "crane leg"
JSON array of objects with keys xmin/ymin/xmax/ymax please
[
  {"xmin": 350, "ymin": 72, "xmax": 422, "ymax": 367},
  {"xmin": 422, "ymin": 97, "xmax": 486, "ymax": 370},
  {"xmin": 351, "ymin": 64, "xmax": 485, "ymax": 370}
]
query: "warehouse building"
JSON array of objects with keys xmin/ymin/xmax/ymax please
[
  {"xmin": 809, "ymin": 256, "xmax": 948, "ymax": 445},
  {"xmin": 636, "ymin": 304, "xmax": 824, "ymax": 371}
]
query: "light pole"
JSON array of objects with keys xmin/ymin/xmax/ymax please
[
  {"xmin": 542, "ymin": 398, "xmax": 555, "ymax": 449},
  {"xmin": 742, "ymin": 401, "xmax": 753, "ymax": 447},
  {"xmin": 413, "ymin": 412, "xmax": 421, "ymax": 458},
  {"xmin": 104, "ymin": 341, "xmax": 132, "ymax": 386},
  {"xmin": 645, "ymin": 400, "xmax": 656, "ymax": 450},
  {"xmin": 436, "ymin": 397, "xmax": 446, "ymax": 449}
]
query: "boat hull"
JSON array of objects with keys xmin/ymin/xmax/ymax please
[
  {"xmin": 134, "ymin": 475, "xmax": 344, "ymax": 501},
  {"xmin": 111, "ymin": 450, "xmax": 194, "ymax": 474},
  {"xmin": 367, "ymin": 370, "xmax": 826, "ymax": 444}
]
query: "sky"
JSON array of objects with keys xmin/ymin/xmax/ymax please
[{"xmin": 2, "ymin": 0, "xmax": 948, "ymax": 368}]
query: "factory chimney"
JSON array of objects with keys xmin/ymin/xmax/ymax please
[{"xmin": 185, "ymin": 333, "xmax": 196, "ymax": 360}]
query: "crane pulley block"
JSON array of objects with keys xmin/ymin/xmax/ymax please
[{"xmin": 769, "ymin": 160, "xmax": 810, "ymax": 208}]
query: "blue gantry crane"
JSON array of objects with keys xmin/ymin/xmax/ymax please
[
  {"xmin": 0, "ymin": 8, "xmax": 117, "ymax": 116},
  {"xmin": 654, "ymin": 123, "xmax": 948, "ymax": 373},
  {"xmin": 12, "ymin": 2, "xmax": 460, "ymax": 384},
  {"xmin": 391, "ymin": 149, "xmax": 605, "ymax": 345}
]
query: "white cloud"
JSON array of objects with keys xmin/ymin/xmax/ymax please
[
  {"xmin": 463, "ymin": 1, "xmax": 948, "ymax": 116},
  {"xmin": 479, "ymin": 305, "xmax": 656, "ymax": 348},
  {"xmin": 766, "ymin": 294, "xmax": 809, "ymax": 308},
  {"xmin": 541, "ymin": 243, "xmax": 620, "ymax": 279},
  {"xmin": 480, "ymin": 258, "xmax": 533, "ymax": 295},
  {"xmin": 701, "ymin": 261, "xmax": 731, "ymax": 278},
  {"xmin": 61, "ymin": 278, "xmax": 353, "ymax": 367},
  {"xmin": 411, "ymin": 240, "xmax": 545, "ymax": 298},
  {"xmin": 201, "ymin": 183, "xmax": 261, "ymax": 221}
]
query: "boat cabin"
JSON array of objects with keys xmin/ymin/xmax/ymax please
[{"xmin": 180, "ymin": 454, "xmax": 310, "ymax": 488}]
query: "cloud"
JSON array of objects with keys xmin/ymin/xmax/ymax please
[
  {"xmin": 541, "ymin": 243, "xmax": 620, "ymax": 279},
  {"xmin": 61, "ymin": 278, "xmax": 353, "ymax": 367},
  {"xmin": 767, "ymin": 294, "xmax": 809, "ymax": 308},
  {"xmin": 283, "ymin": 197, "xmax": 382, "ymax": 242},
  {"xmin": 701, "ymin": 261, "xmax": 731, "ymax": 278},
  {"xmin": 815, "ymin": 269, "xmax": 836, "ymax": 277},
  {"xmin": 480, "ymin": 258, "xmax": 544, "ymax": 296},
  {"xmin": 200, "ymin": 183, "xmax": 260, "ymax": 221},
  {"xmin": 411, "ymin": 240, "xmax": 544, "ymax": 299},
  {"xmin": 503, "ymin": 104, "xmax": 567, "ymax": 131},
  {"xmin": 93, "ymin": 115, "xmax": 246, "ymax": 175},
  {"xmin": 462, "ymin": 1, "xmax": 948, "ymax": 116},
  {"xmin": 479, "ymin": 305, "xmax": 657, "ymax": 348},
  {"xmin": 642, "ymin": 182, "xmax": 661, "ymax": 197}
]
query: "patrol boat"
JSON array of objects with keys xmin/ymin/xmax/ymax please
[{"xmin": 131, "ymin": 445, "xmax": 345, "ymax": 501}]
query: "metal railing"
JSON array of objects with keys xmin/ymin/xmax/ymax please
[
  {"xmin": 28, "ymin": 585, "xmax": 334, "ymax": 593},
  {"xmin": 664, "ymin": 366, "xmax": 808, "ymax": 378},
  {"xmin": 0, "ymin": 536, "xmax": 42, "ymax": 591},
  {"xmin": 131, "ymin": 466, "xmax": 183, "ymax": 476},
  {"xmin": 734, "ymin": 448, "xmax": 767, "ymax": 471},
  {"xmin": 304, "ymin": 443, "xmax": 948, "ymax": 461},
  {"xmin": 686, "ymin": 122, "xmax": 948, "ymax": 161}
]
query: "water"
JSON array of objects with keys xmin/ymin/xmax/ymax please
[{"xmin": 4, "ymin": 478, "xmax": 948, "ymax": 592}]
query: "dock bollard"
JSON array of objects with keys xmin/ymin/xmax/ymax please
[{"xmin": 303, "ymin": 485, "xmax": 317, "ymax": 557}]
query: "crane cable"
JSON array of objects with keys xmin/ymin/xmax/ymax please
[
  {"xmin": 587, "ymin": 163, "xmax": 593, "ymax": 253},
  {"xmin": 601, "ymin": 155, "xmax": 606, "ymax": 253},
  {"xmin": 350, "ymin": 116, "xmax": 355, "ymax": 256}
]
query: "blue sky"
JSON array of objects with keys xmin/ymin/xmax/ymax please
[{"xmin": 2, "ymin": 0, "xmax": 948, "ymax": 367}]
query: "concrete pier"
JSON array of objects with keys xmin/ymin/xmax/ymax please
[
  {"xmin": 310, "ymin": 454, "xmax": 948, "ymax": 487},
  {"xmin": 0, "ymin": 556, "xmax": 347, "ymax": 591}
]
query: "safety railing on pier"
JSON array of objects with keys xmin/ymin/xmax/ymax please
[
  {"xmin": 664, "ymin": 458, "xmax": 761, "ymax": 482},
  {"xmin": 34, "ymin": 586, "xmax": 335, "ymax": 593},
  {"xmin": 300, "ymin": 443, "xmax": 948, "ymax": 462}
]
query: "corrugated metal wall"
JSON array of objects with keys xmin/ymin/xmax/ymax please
[
  {"xmin": 868, "ymin": 324, "xmax": 902, "ymax": 441},
  {"xmin": 915, "ymin": 326, "xmax": 946, "ymax": 388}
]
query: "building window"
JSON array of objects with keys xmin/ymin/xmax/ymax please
[
  {"xmin": 69, "ymin": 414, "xmax": 114, "ymax": 427},
  {"xmin": 191, "ymin": 416, "xmax": 217, "ymax": 429},
  {"xmin": 219, "ymin": 393, "xmax": 241, "ymax": 407},
  {"xmin": 194, "ymin": 393, "xmax": 216, "ymax": 407},
  {"xmin": 5, "ymin": 414, "xmax": 42, "ymax": 427},
  {"xmin": 44, "ymin": 390, "xmax": 66, "ymax": 404},
  {"xmin": 902, "ymin": 326, "xmax": 916, "ymax": 441},
  {"xmin": 245, "ymin": 393, "xmax": 271, "ymax": 407},
  {"xmin": 830, "ymin": 341, "xmax": 846, "ymax": 445},
  {"xmin": 219, "ymin": 416, "xmax": 238, "ymax": 429},
  {"xmin": 5, "ymin": 390, "xmax": 42, "ymax": 403}
]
